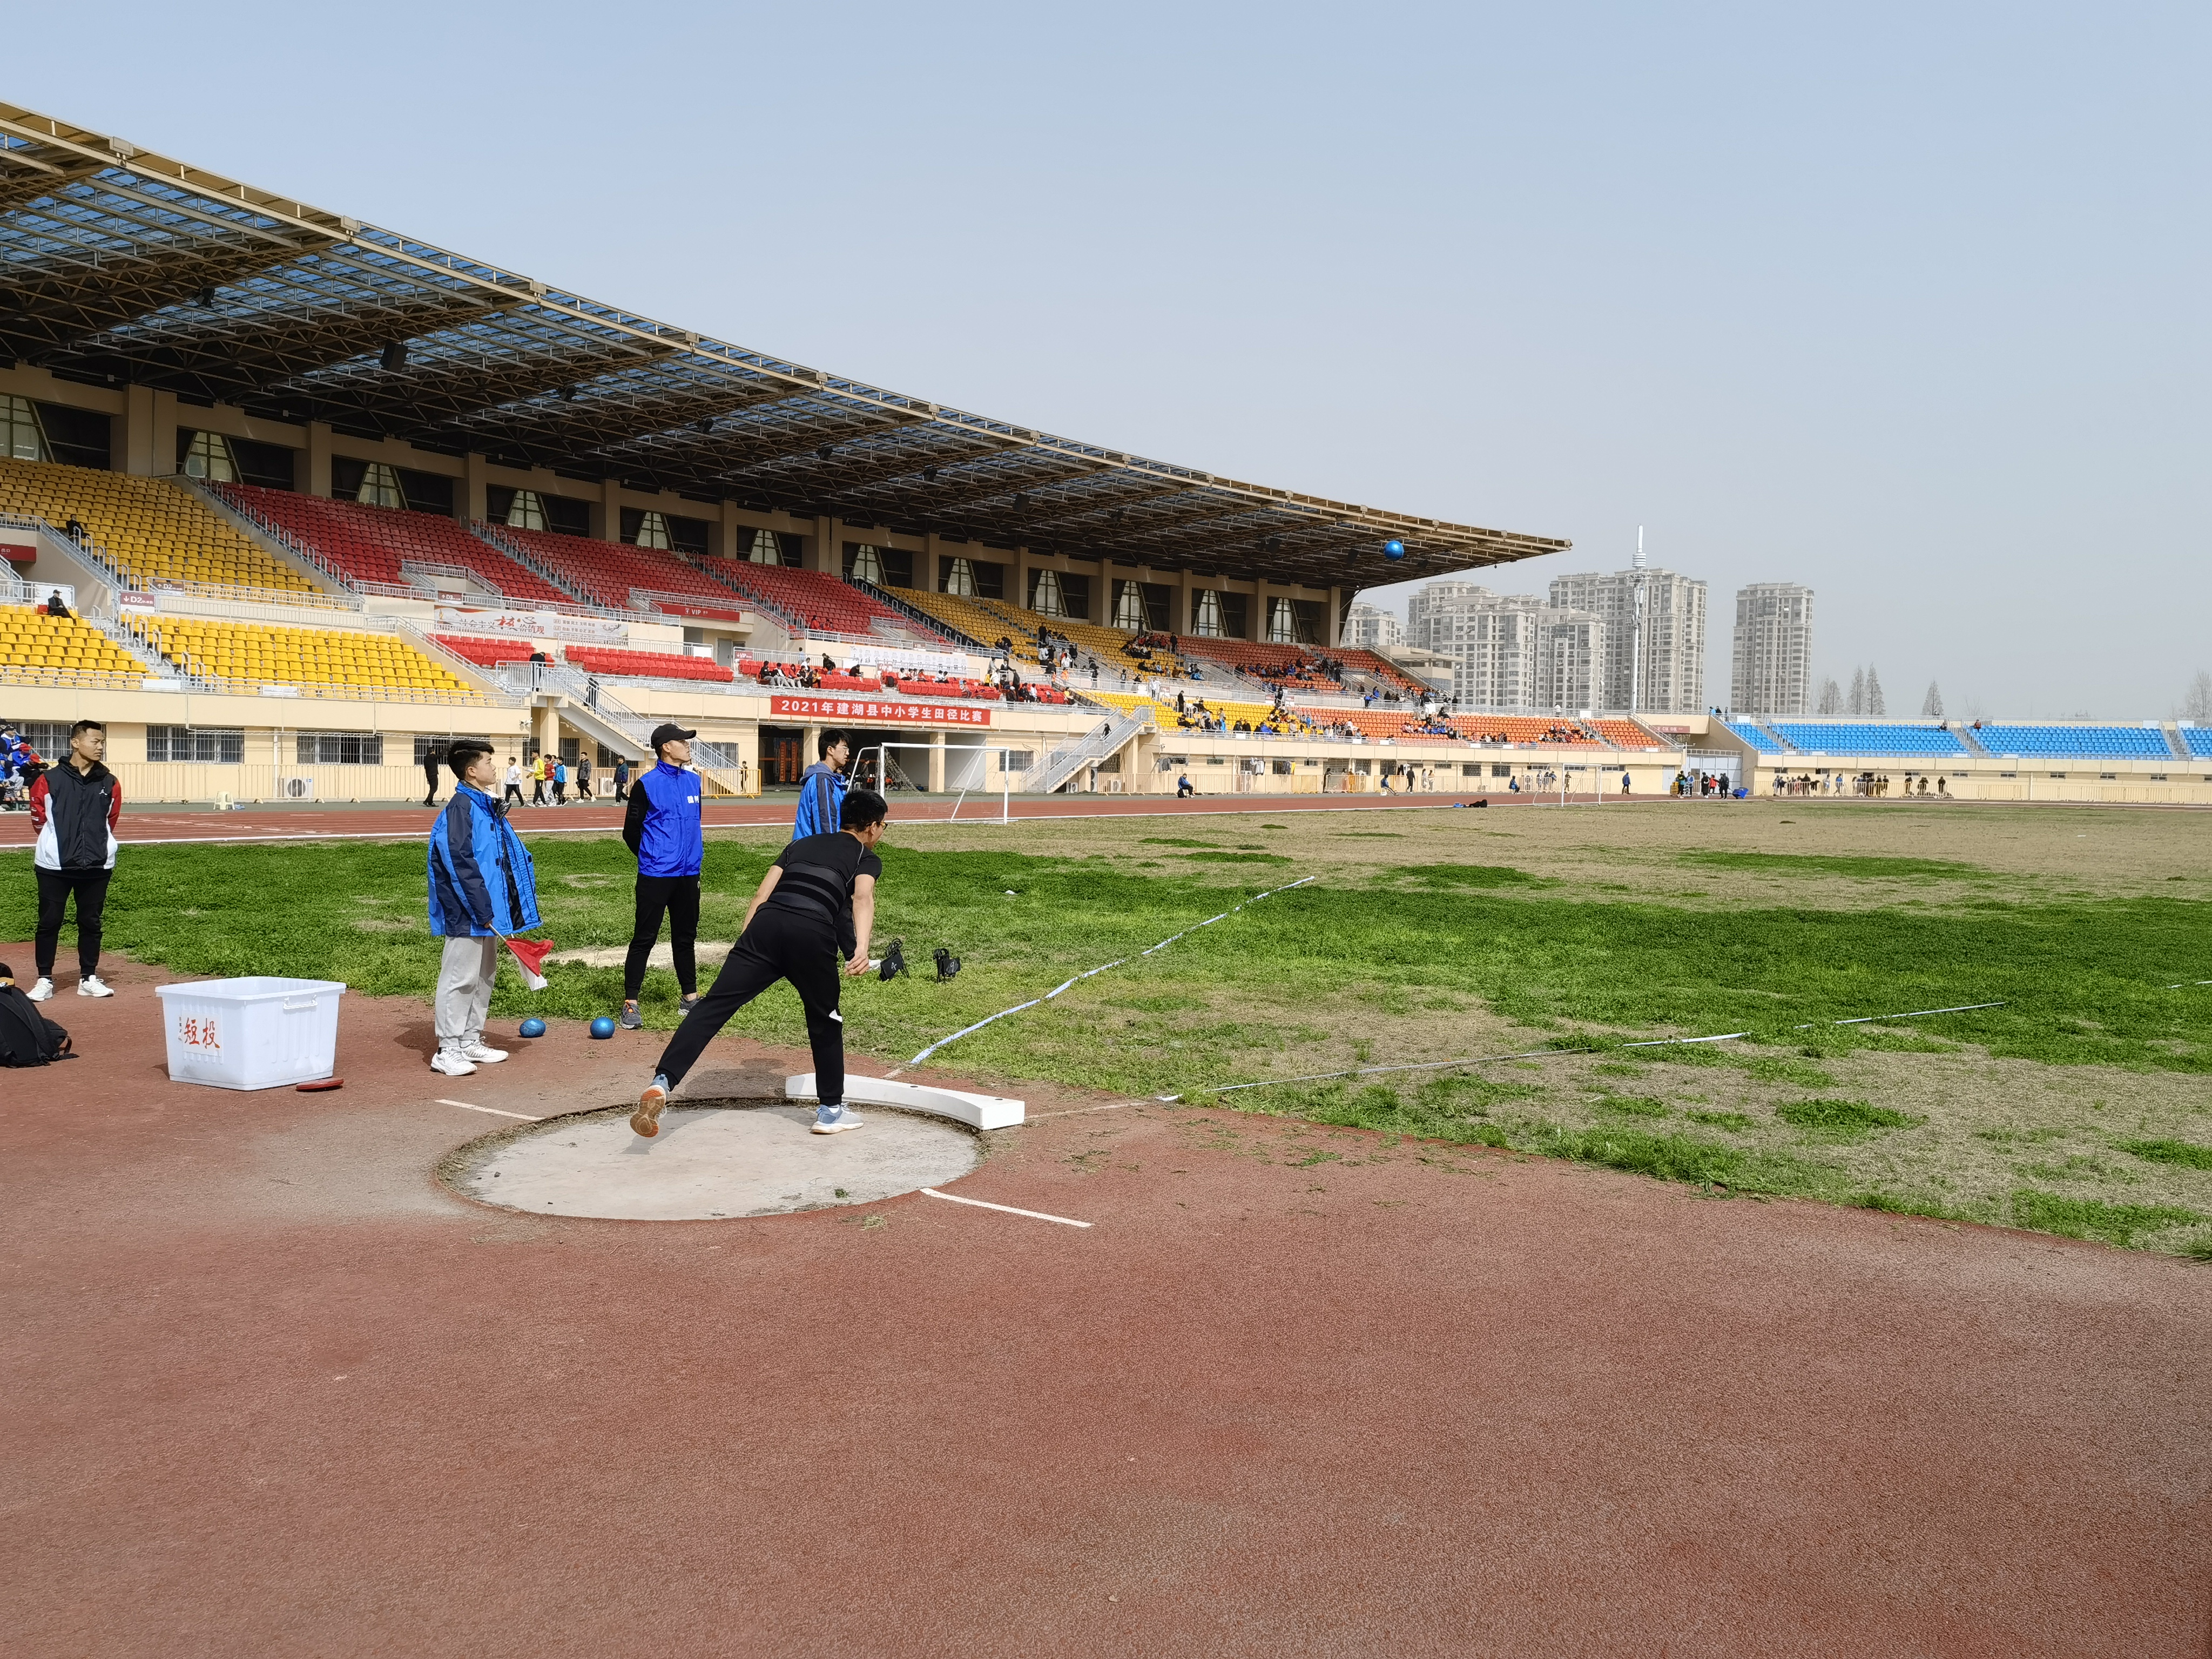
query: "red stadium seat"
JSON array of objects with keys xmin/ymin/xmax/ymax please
[
  {"xmin": 493, "ymin": 524, "xmax": 753, "ymax": 615},
  {"xmin": 214, "ymin": 485, "xmax": 579, "ymax": 607},
  {"xmin": 565, "ymin": 645, "xmax": 733, "ymax": 683}
]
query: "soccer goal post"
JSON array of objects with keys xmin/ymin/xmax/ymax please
[{"xmin": 851, "ymin": 741, "xmax": 1027, "ymax": 823}]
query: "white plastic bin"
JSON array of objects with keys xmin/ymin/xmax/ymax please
[{"xmin": 154, "ymin": 976, "xmax": 347, "ymax": 1090}]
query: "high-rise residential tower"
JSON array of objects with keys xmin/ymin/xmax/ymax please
[
  {"xmin": 1403, "ymin": 582, "xmax": 1609, "ymax": 710},
  {"xmin": 1341, "ymin": 601, "xmax": 1404, "ymax": 652},
  {"xmin": 1729, "ymin": 583, "xmax": 1815, "ymax": 714},
  {"xmin": 1546, "ymin": 567, "xmax": 1708, "ymax": 713}
]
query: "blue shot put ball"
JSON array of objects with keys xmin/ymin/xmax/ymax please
[
  {"xmin": 518, "ymin": 1017, "xmax": 547, "ymax": 1038},
  {"xmin": 589, "ymin": 1015, "xmax": 618, "ymax": 1040},
  {"xmin": 1382, "ymin": 538, "xmax": 1406, "ymax": 561}
]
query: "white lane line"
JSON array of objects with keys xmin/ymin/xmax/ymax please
[
  {"xmin": 920, "ymin": 1188, "xmax": 1093, "ymax": 1228},
  {"xmin": 437, "ymin": 1098, "xmax": 541, "ymax": 1121}
]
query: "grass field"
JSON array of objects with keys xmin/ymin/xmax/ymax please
[{"xmin": 8, "ymin": 798, "xmax": 2210, "ymax": 1255}]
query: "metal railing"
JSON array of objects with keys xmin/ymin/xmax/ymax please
[
  {"xmin": 1033, "ymin": 712, "xmax": 1149, "ymax": 794},
  {"xmin": 467, "ymin": 521, "xmax": 595, "ymax": 606},
  {"xmin": 846, "ymin": 577, "xmax": 974, "ymax": 651}
]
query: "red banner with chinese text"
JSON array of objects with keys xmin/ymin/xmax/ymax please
[{"xmin": 768, "ymin": 695, "xmax": 993, "ymax": 727}]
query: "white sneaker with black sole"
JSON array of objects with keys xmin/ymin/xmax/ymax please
[
  {"xmin": 430, "ymin": 1049, "xmax": 476, "ymax": 1077},
  {"xmin": 78, "ymin": 974, "xmax": 114, "ymax": 998},
  {"xmin": 28, "ymin": 977, "xmax": 55, "ymax": 1002}
]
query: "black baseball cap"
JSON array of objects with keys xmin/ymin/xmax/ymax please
[{"xmin": 649, "ymin": 723, "xmax": 696, "ymax": 755}]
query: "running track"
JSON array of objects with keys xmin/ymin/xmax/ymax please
[
  {"xmin": 2, "ymin": 957, "xmax": 2206, "ymax": 1654},
  {"xmin": 0, "ymin": 788, "xmax": 1600, "ymax": 848}
]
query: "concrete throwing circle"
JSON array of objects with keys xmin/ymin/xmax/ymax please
[{"xmin": 453, "ymin": 1104, "xmax": 981, "ymax": 1221}]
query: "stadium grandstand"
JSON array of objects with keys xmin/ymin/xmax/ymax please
[{"xmin": 2, "ymin": 97, "xmax": 2205, "ymax": 806}]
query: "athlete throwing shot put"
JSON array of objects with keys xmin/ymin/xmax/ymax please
[{"xmin": 632, "ymin": 787, "xmax": 887, "ymax": 1139}]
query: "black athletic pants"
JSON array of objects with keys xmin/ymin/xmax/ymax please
[
  {"xmin": 652, "ymin": 904, "xmax": 844, "ymax": 1102},
  {"xmin": 422, "ymin": 769, "xmax": 439, "ymax": 806},
  {"xmin": 624, "ymin": 873, "xmax": 702, "ymax": 999},
  {"xmin": 35, "ymin": 866, "xmax": 111, "ymax": 979}
]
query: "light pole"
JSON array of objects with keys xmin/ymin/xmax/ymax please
[{"xmin": 1630, "ymin": 525, "xmax": 1648, "ymax": 719}]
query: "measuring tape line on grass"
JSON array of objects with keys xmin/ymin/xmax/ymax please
[
  {"xmin": 1165, "ymin": 999, "xmax": 2012, "ymax": 1102},
  {"xmin": 892, "ymin": 875, "xmax": 1318, "ymax": 1073}
]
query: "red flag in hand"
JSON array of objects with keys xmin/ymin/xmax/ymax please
[{"xmin": 503, "ymin": 935, "xmax": 555, "ymax": 992}]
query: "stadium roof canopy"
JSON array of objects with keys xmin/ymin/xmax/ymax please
[{"xmin": 0, "ymin": 99, "xmax": 1568, "ymax": 589}]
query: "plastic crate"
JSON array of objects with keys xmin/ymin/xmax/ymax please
[{"xmin": 154, "ymin": 976, "xmax": 347, "ymax": 1090}]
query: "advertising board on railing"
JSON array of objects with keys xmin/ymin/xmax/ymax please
[
  {"xmin": 770, "ymin": 694, "xmax": 993, "ymax": 727},
  {"xmin": 435, "ymin": 606, "xmax": 626, "ymax": 643}
]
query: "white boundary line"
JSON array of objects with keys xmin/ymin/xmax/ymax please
[
  {"xmin": 893, "ymin": 875, "xmax": 1317, "ymax": 1072},
  {"xmin": 920, "ymin": 1188, "xmax": 1092, "ymax": 1228},
  {"xmin": 437, "ymin": 1097, "xmax": 541, "ymax": 1121}
]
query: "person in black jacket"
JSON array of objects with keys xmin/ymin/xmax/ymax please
[
  {"xmin": 26, "ymin": 719, "xmax": 119, "ymax": 1001},
  {"xmin": 420, "ymin": 741, "xmax": 444, "ymax": 808}
]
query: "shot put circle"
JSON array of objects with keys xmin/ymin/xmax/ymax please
[{"xmin": 445, "ymin": 1104, "xmax": 981, "ymax": 1221}]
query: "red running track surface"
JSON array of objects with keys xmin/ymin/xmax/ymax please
[{"xmin": 1, "ymin": 958, "xmax": 2206, "ymax": 1654}]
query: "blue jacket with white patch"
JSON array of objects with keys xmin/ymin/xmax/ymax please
[
  {"xmin": 428, "ymin": 784, "xmax": 542, "ymax": 937},
  {"xmin": 793, "ymin": 760, "xmax": 847, "ymax": 841},
  {"xmin": 626, "ymin": 760, "xmax": 704, "ymax": 878}
]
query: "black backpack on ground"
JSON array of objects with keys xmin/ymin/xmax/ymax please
[{"xmin": 0, "ymin": 975, "xmax": 70, "ymax": 1067}]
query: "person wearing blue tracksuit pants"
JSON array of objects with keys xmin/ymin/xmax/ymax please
[
  {"xmin": 618, "ymin": 723, "xmax": 705, "ymax": 1030},
  {"xmin": 426, "ymin": 739, "xmax": 542, "ymax": 1077},
  {"xmin": 792, "ymin": 729, "xmax": 851, "ymax": 841}
]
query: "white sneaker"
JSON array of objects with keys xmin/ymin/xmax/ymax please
[
  {"xmin": 430, "ymin": 1048, "xmax": 477, "ymax": 1076},
  {"xmin": 28, "ymin": 977, "xmax": 55, "ymax": 1002},
  {"xmin": 458, "ymin": 1041, "xmax": 508, "ymax": 1064},
  {"xmin": 78, "ymin": 974, "xmax": 114, "ymax": 998},
  {"xmin": 811, "ymin": 1104, "xmax": 866, "ymax": 1135}
]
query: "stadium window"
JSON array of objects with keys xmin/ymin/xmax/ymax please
[
  {"xmin": 296, "ymin": 732, "xmax": 385, "ymax": 765},
  {"xmin": 1029, "ymin": 568, "xmax": 1067, "ymax": 618},
  {"xmin": 1266, "ymin": 597, "xmax": 1296, "ymax": 644},
  {"xmin": 16, "ymin": 721, "xmax": 68, "ymax": 759},
  {"xmin": 747, "ymin": 528, "xmax": 783, "ymax": 565},
  {"xmin": 627, "ymin": 510, "xmax": 673, "ymax": 550},
  {"xmin": 971, "ymin": 559, "xmax": 1005, "ymax": 599},
  {"xmin": 1111, "ymin": 579, "xmax": 1145, "ymax": 631},
  {"xmin": 941, "ymin": 556, "xmax": 976, "ymax": 596},
  {"xmin": 1, "ymin": 395, "xmax": 47, "ymax": 462},
  {"xmin": 179, "ymin": 429, "xmax": 239, "ymax": 482},
  {"xmin": 546, "ymin": 495, "xmax": 592, "ymax": 537},
  {"xmin": 505, "ymin": 489, "xmax": 549, "ymax": 531},
  {"xmin": 32, "ymin": 401, "xmax": 112, "ymax": 469},
  {"xmin": 845, "ymin": 543, "xmax": 886, "ymax": 585},
  {"xmin": 1140, "ymin": 583, "xmax": 1175, "ymax": 631},
  {"xmin": 345, "ymin": 460, "xmax": 403, "ymax": 508},
  {"xmin": 147, "ymin": 725, "xmax": 245, "ymax": 764},
  {"xmin": 1191, "ymin": 589, "xmax": 1225, "ymax": 637},
  {"xmin": 1058, "ymin": 573, "xmax": 1090, "ymax": 621},
  {"xmin": 230, "ymin": 436, "xmax": 296, "ymax": 490},
  {"xmin": 665, "ymin": 515, "xmax": 710, "ymax": 556},
  {"xmin": 396, "ymin": 468, "xmax": 454, "ymax": 516},
  {"xmin": 1291, "ymin": 599, "xmax": 1324, "ymax": 644}
]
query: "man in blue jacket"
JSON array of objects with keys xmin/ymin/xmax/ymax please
[
  {"xmin": 792, "ymin": 728, "xmax": 851, "ymax": 840},
  {"xmin": 427, "ymin": 738, "xmax": 542, "ymax": 1077},
  {"xmin": 617, "ymin": 723, "xmax": 705, "ymax": 1030}
]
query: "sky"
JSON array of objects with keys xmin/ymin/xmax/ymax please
[{"xmin": 11, "ymin": 2, "xmax": 2206, "ymax": 717}]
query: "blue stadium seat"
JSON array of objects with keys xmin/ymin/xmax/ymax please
[
  {"xmin": 1768, "ymin": 723, "xmax": 1965, "ymax": 758},
  {"xmin": 1724, "ymin": 720, "xmax": 1785, "ymax": 754},
  {"xmin": 1970, "ymin": 725, "xmax": 2171, "ymax": 759},
  {"xmin": 2183, "ymin": 728, "xmax": 2212, "ymax": 759}
]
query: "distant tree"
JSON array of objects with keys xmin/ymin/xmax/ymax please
[
  {"xmin": 1921, "ymin": 680, "xmax": 1944, "ymax": 718},
  {"xmin": 1816, "ymin": 677, "xmax": 1842, "ymax": 716},
  {"xmin": 1866, "ymin": 666, "xmax": 1886, "ymax": 717},
  {"xmin": 1848, "ymin": 666, "xmax": 1866, "ymax": 716},
  {"xmin": 2184, "ymin": 669, "xmax": 2212, "ymax": 723}
]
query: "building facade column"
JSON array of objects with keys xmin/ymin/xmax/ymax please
[
  {"xmin": 598, "ymin": 478, "xmax": 623, "ymax": 542},
  {"xmin": 117, "ymin": 384, "xmax": 157, "ymax": 475},
  {"xmin": 928, "ymin": 730, "xmax": 946, "ymax": 793},
  {"xmin": 460, "ymin": 454, "xmax": 489, "ymax": 523},
  {"xmin": 716, "ymin": 502, "xmax": 741, "ymax": 561},
  {"xmin": 811, "ymin": 516, "xmax": 834, "ymax": 574},
  {"xmin": 305, "ymin": 422, "xmax": 333, "ymax": 497}
]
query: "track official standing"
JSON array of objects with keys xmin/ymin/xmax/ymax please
[
  {"xmin": 617, "ymin": 723, "xmax": 704, "ymax": 1030},
  {"xmin": 426, "ymin": 739, "xmax": 540, "ymax": 1077},
  {"xmin": 27, "ymin": 718, "xmax": 119, "ymax": 1002},
  {"xmin": 792, "ymin": 728, "xmax": 851, "ymax": 839},
  {"xmin": 633, "ymin": 787, "xmax": 886, "ymax": 1138},
  {"xmin": 420, "ymin": 741, "xmax": 444, "ymax": 808}
]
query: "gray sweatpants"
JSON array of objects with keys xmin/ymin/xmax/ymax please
[{"xmin": 435, "ymin": 935, "xmax": 499, "ymax": 1050}]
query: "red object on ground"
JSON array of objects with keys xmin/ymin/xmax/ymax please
[{"xmin": 295, "ymin": 1078, "xmax": 343, "ymax": 1091}]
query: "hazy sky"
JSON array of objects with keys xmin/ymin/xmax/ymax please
[{"xmin": 12, "ymin": 2, "xmax": 2204, "ymax": 716}]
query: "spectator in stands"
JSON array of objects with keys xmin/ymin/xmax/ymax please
[
  {"xmin": 793, "ymin": 730, "xmax": 852, "ymax": 840},
  {"xmin": 45, "ymin": 590, "xmax": 69, "ymax": 619},
  {"xmin": 502, "ymin": 757, "xmax": 524, "ymax": 808},
  {"xmin": 618, "ymin": 723, "xmax": 705, "ymax": 1031},
  {"xmin": 421, "ymin": 743, "xmax": 445, "ymax": 809},
  {"xmin": 425, "ymin": 739, "xmax": 539, "ymax": 1078},
  {"xmin": 26, "ymin": 719, "xmax": 120, "ymax": 1003}
]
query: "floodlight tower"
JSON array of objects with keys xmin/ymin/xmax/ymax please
[{"xmin": 1629, "ymin": 525, "xmax": 1648, "ymax": 716}]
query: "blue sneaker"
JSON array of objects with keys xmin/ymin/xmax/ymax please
[{"xmin": 811, "ymin": 1103, "xmax": 866, "ymax": 1135}]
